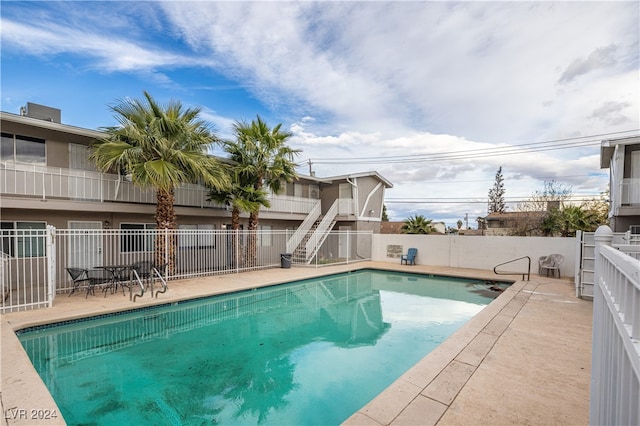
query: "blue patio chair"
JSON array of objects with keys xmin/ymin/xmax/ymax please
[{"xmin": 401, "ymin": 248, "xmax": 418, "ymax": 265}]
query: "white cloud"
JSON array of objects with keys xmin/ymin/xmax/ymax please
[
  {"xmin": 1, "ymin": 1, "xmax": 637, "ymax": 226},
  {"xmin": 0, "ymin": 18, "xmax": 195, "ymax": 73},
  {"xmin": 559, "ymin": 45, "xmax": 619, "ymax": 84}
]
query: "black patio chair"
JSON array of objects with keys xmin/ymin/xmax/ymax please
[
  {"xmin": 86, "ymin": 269, "xmax": 115, "ymax": 298},
  {"xmin": 65, "ymin": 267, "xmax": 91, "ymax": 296}
]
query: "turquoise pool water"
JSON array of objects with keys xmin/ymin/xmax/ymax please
[{"xmin": 18, "ymin": 269, "xmax": 508, "ymax": 425}]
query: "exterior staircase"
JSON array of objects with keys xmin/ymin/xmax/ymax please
[
  {"xmin": 291, "ymin": 216, "xmax": 337, "ymax": 264},
  {"xmin": 288, "ymin": 199, "xmax": 339, "ymax": 265}
]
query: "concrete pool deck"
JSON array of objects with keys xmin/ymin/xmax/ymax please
[{"xmin": 1, "ymin": 262, "xmax": 592, "ymax": 425}]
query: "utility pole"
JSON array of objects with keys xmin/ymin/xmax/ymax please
[
  {"xmin": 308, "ymin": 159, "xmax": 314, "ymax": 176},
  {"xmin": 465, "ymin": 213, "xmax": 468, "ymax": 229}
]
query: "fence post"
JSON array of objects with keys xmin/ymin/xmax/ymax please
[
  {"xmin": 41, "ymin": 168, "xmax": 46, "ymax": 201},
  {"xmin": 590, "ymin": 224, "xmax": 613, "ymax": 425},
  {"xmin": 346, "ymin": 230, "xmax": 350, "ymax": 264},
  {"xmin": 235, "ymin": 230, "xmax": 239, "ymax": 274},
  {"xmin": 46, "ymin": 225, "xmax": 56, "ymax": 307},
  {"xmin": 593, "ymin": 225, "xmax": 613, "ymax": 286},
  {"xmin": 574, "ymin": 231, "xmax": 582, "ymax": 298},
  {"xmin": 314, "ymin": 231, "xmax": 318, "ymax": 268},
  {"xmin": 164, "ymin": 229, "xmax": 169, "ymax": 274}
]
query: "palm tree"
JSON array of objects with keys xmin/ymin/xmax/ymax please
[
  {"xmin": 558, "ymin": 205, "xmax": 593, "ymax": 237},
  {"xmin": 208, "ymin": 167, "xmax": 270, "ymax": 267},
  {"xmin": 401, "ymin": 215, "xmax": 436, "ymax": 234},
  {"xmin": 227, "ymin": 116, "xmax": 300, "ymax": 263},
  {"xmin": 90, "ymin": 91, "xmax": 229, "ymax": 271}
]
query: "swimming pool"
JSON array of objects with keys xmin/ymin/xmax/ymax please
[{"xmin": 18, "ymin": 269, "xmax": 509, "ymax": 425}]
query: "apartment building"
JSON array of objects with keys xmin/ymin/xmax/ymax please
[
  {"xmin": 1, "ymin": 103, "xmax": 392, "ymax": 275},
  {"xmin": 600, "ymin": 135, "xmax": 640, "ymax": 233}
]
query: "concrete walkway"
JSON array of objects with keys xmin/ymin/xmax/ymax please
[{"xmin": 1, "ymin": 262, "xmax": 592, "ymax": 425}]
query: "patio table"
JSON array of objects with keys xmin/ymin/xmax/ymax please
[{"xmin": 94, "ymin": 264, "xmax": 135, "ymax": 295}]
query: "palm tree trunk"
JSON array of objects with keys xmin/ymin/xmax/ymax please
[
  {"xmin": 231, "ymin": 207, "xmax": 243, "ymax": 268},
  {"xmin": 155, "ymin": 188, "xmax": 177, "ymax": 274},
  {"xmin": 245, "ymin": 181, "xmax": 261, "ymax": 267},
  {"xmin": 246, "ymin": 211, "xmax": 259, "ymax": 268}
]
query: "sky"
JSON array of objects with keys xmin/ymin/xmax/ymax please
[{"xmin": 1, "ymin": 1, "xmax": 639, "ymax": 228}]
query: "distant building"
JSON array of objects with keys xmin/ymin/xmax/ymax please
[
  {"xmin": 380, "ymin": 221, "xmax": 445, "ymax": 234},
  {"xmin": 483, "ymin": 211, "xmax": 546, "ymax": 236},
  {"xmin": 380, "ymin": 221, "xmax": 405, "ymax": 234}
]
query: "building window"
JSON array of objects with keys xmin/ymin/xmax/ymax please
[
  {"xmin": 0, "ymin": 133, "xmax": 46, "ymax": 165},
  {"xmin": 0, "ymin": 221, "xmax": 47, "ymax": 258},
  {"xmin": 120, "ymin": 223, "xmax": 156, "ymax": 253},
  {"xmin": 178, "ymin": 224, "xmax": 215, "ymax": 248},
  {"xmin": 257, "ymin": 224, "xmax": 272, "ymax": 247},
  {"xmin": 309, "ymin": 185, "xmax": 319, "ymax": 199}
]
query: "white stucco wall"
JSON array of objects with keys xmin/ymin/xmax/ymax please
[{"xmin": 372, "ymin": 234, "xmax": 576, "ymax": 279}]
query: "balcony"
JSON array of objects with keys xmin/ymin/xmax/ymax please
[{"xmin": 0, "ymin": 162, "xmax": 317, "ymax": 215}]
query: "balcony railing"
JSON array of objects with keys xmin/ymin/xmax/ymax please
[
  {"xmin": 620, "ymin": 178, "xmax": 640, "ymax": 206},
  {"xmin": 0, "ymin": 162, "xmax": 316, "ymax": 214}
]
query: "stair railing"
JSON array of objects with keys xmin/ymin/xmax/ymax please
[
  {"xmin": 305, "ymin": 200, "xmax": 339, "ymax": 262},
  {"xmin": 493, "ymin": 256, "xmax": 531, "ymax": 281},
  {"xmin": 286, "ymin": 200, "xmax": 321, "ymax": 253}
]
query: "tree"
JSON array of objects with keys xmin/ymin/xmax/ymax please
[
  {"xmin": 209, "ymin": 141, "xmax": 273, "ymax": 232},
  {"xmin": 90, "ymin": 91, "xmax": 229, "ymax": 271},
  {"xmin": 513, "ymin": 180, "xmax": 573, "ymax": 236},
  {"xmin": 488, "ymin": 167, "xmax": 506, "ymax": 214},
  {"xmin": 581, "ymin": 191, "xmax": 609, "ymax": 228},
  {"xmin": 208, "ymin": 148, "xmax": 271, "ymax": 267},
  {"xmin": 227, "ymin": 116, "xmax": 300, "ymax": 263},
  {"xmin": 381, "ymin": 204, "xmax": 389, "ymax": 221},
  {"xmin": 519, "ymin": 180, "xmax": 572, "ymax": 212},
  {"xmin": 514, "ymin": 181, "xmax": 609, "ymax": 237},
  {"xmin": 558, "ymin": 205, "xmax": 593, "ymax": 237},
  {"xmin": 457, "ymin": 219, "xmax": 463, "ymax": 230},
  {"xmin": 401, "ymin": 215, "xmax": 436, "ymax": 234}
]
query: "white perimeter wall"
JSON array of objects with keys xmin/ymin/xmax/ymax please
[{"xmin": 372, "ymin": 234, "xmax": 576, "ymax": 279}]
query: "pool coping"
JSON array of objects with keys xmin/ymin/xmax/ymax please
[
  {"xmin": 342, "ymin": 270, "xmax": 526, "ymax": 425},
  {"xmin": 1, "ymin": 262, "xmax": 591, "ymax": 425}
]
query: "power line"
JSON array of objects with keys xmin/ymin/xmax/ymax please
[
  {"xmin": 313, "ymin": 139, "xmax": 596, "ymax": 164},
  {"xmin": 301, "ymin": 129, "xmax": 639, "ymax": 165},
  {"xmin": 386, "ymin": 196, "xmax": 602, "ymax": 200},
  {"xmin": 384, "ymin": 196, "xmax": 604, "ymax": 205},
  {"xmin": 389, "ymin": 173, "xmax": 606, "ymax": 184}
]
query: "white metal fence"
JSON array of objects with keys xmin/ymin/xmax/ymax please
[
  {"xmin": 575, "ymin": 231, "xmax": 640, "ymax": 299},
  {"xmin": 590, "ymin": 226, "xmax": 640, "ymax": 426},
  {"xmin": 1, "ymin": 227, "xmax": 373, "ymax": 313},
  {"xmin": 0, "ymin": 227, "xmax": 53, "ymax": 312}
]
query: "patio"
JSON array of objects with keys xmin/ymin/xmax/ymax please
[{"xmin": 1, "ymin": 262, "xmax": 591, "ymax": 425}]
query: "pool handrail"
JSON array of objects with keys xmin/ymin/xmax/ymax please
[
  {"xmin": 153, "ymin": 263, "xmax": 169, "ymax": 298},
  {"xmin": 131, "ymin": 261, "xmax": 151, "ymax": 302},
  {"xmin": 493, "ymin": 256, "xmax": 531, "ymax": 281}
]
